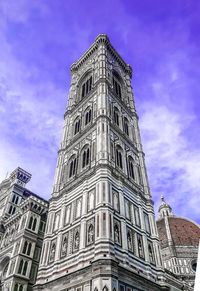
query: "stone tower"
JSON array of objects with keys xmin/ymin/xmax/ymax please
[{"xmin": 34, "ymin": 34, "xmax": 170, "ymax": 291}]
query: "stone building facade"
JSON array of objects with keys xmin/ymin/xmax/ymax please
[
  {"xmin": 33, "ymin": 34, "xmax": 188, "ymax": 291},
  {"xmin": 0, "ymin": 168, "xmax": 48, "ymax": 291},
  {"xmin": 157, "ymin": 196, "xmax": 200, "ymax": 289}
]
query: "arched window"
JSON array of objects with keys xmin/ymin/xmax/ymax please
[
  {"xmin": 113, "ymin": 107, "xmax": 119, "ymax": 126},
  {"xmin": 28, "ymin": 217, "xmax": 33, "ymax": 229},
  {"xmin": 116, "ymin": 146, "xmax": 123, "ymax": 169},
  {"xmin": 22, "ymin": 261, "xmax": 28, "ymax": 276},
  {"xmin": 18, "ymin": 259, "xmax": 23, "ymax": 274},
  {"xmin": 74, "ymin": 117, "xmax": 81, "ymax": 135},
  {"xmin": 85, "ymin": 108, "xmax": 92, "ymax": 126},
  {"xmin": 128, "ymin": 156, "xmax": 135, "ymax": 180},
  {"xmin": 81, "ymin": 75, "xmax": 92, "ymax": 99},
  {"xmin": 27, "ymin": 242, "xmax": 32, "ymax": 256},
  {"xmin": 32, "ymin": 218, "xmax": 37, "ymax": 231},
  {"xmin": 123, "ymin": 117, "xmax": 129, "ymax": 136},
  {"xmin": 112, "ymin": 74, "xmax": 122, "ymax": 99},
  {"xmin": 148, "ymin": 243, "xmax": 154, "ymax": 263},
  {"xmin": 19, "ymin": 285, "xmax": 23, "ymax": 291},
  {"xmin": 82, "ymin": 147, "xmax": 90, "ymax": 169},
  {"xmin": 22, "ymin": 241, "xmax": 28, "ymax": 254},
  {"xmin": 14, "ymin": 284, "xmax": 19, "ymax": 291},
  {"xmin": 69, "ymin": 156, "xmax": 77, "ymax": 178}
]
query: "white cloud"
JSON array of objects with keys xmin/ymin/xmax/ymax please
[{"xmin": 140, "ymin": 101, "xmax": 200, "ymax": 221}]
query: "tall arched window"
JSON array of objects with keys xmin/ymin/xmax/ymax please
[
  {"xmin": 18, "ymin": 259, "xmax": 23, "ymax": 274},
  {"xmin": 27, "ymin": 242, "xmax": 32, "ymax": 256},
  {"xmin": 32, "ymin": 218, "xmax": 37, "ymax": 231},
  {"xmin": 116, "ymin": 146, "xmax": 123, "ymax": 169},
  {"xmin": 128, "ymin": 156, "xmax": 135, "ymax": 180},
  {"xmin": 22, "ymin": 261, "xmax": 28, "ymax": 276},
  {"xmin": 81, "ymin": 75, "xmax": 92, "ymax": 99},
  {"xmin": 69, "ymin": 155, "xmax": 77, "ymax": 178},
  {"xmin": 113, "ymin": 74, "xmax": 122, "ymax": 99},
  {"xmin": 85, "ymin": 108, "xmax": 92, "ymax": 126},
  {"xmin": 22, "ymin": 241, "xmax": 28, "ymax": 254},
  {"xmin": 82, "ymin": 146, "xmax": 90, "ymax": 169},
  {"xmin": 113, "ymin": 107, "xmax": 119, "ymax": 126},
  {"xmin": 124, "ymin": 117, "xmax": 129, "ymax": 136},
  {"xmin": 28, "ymin": 217, "xmax": 33, "ymax": 229},
  {"xmin": 148, "ymin": 243, "xmax": 155, "ymax": 264},
  {"xmin": 74, "ymin": 117, "xmax": 81, "ymax": 135}
]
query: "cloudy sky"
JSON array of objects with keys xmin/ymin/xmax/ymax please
[{"xmin": 0, "ymin": 0, "xmax": 200, "ymax": 223}]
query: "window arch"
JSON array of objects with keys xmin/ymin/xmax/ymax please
[
  {"xmin": 22, "ymin": 261, "xmax": 28, "ymax": 276},
  {"xmin": 32, "ymin": 218, "xmax": 37, "ymax": 231},
  {"xmin": 18, "ymin": 259, "xmax": 23, "ymax": 274},
  {"xmin": 113, "ymin": 107, "xmax": 119, "ymax": 126},
  {"xmin": 68, "ymin": 155, "xmax": 77, "ymax": 178},
  {"xmin": 74, "ymin": 117, "xmax": 81, "ymax": 135},
  {"xmin": 81, "ymin": 75, "xmax": 92, "ymax": 99},
  {"xmin": 128, "ymin": 156, "xmax": 135, "ymax": 180},
  {"xmin": 22, "ymin": 241, "xmax": 28, "ymax": 254},
  {"xmin": 82, "ymin": 146, "xmax": 90, "ymax": 169},
  {"xmin": 116, "ymin": 146, "xmax": 123, "ymax": 169},
  {"xmin": 85, "ymin": 108, "xmax": 92, "ymax": 126},
  {"xmin": 28, "ymin": 217, "xmax": 33, "ymax": 229},
  {"xmin": 112, "ymin": 71, "xmax": 122, "ymax": 99},
  {"xmin": 123, "ymin": 117, "xmax": 129, "ymax": 136}
]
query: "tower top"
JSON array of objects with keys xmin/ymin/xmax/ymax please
[
  {"xmin": 70, "ymin": 34, "xmax": 132, "ymax": 77},
  {"xmin": 158, "ymin": 195, "xmax": 173, "ymax": 218}
]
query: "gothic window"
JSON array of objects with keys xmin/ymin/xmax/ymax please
[
  {"xmin": 74, "ymin": 117, "xmax": 81, "ymax": 135},
  {"xmin": 14, "ymin": 284, "xmax": 24, "ymax": 291},
  {"xmin": 113, "ymin": 190, "xmax": 119, "ymax": 212},
  {"xmin": 113, "ymin": 76, "xmax": 122, "ymax": 99},
  {"xmin": 22, "ymin": 261, "xmax": 28, "ymax": 276},
  {"xmin": 102, "ymin": 286, "xmax": 109, "ymax": 291},
  {"xmin": 18, "ymin": 259, "xmax": 28, "ymax": 276},
  {"xmin": 123, "ymin": 117, "xmax": 129, "ymax": 136},
  {"xmin": 116, "ymin": 146, "xmax": 123, "ymax": 169},
  {"xmin": 22, "ymin": 241, "xmax": 32, "ymax": 257},
  {"xmin": 137, "ymin": 166, "xmax": 142, "ymax": 185},
  {"xmin": 28, "ymin": 216, "xmax": 37, "ymax": 231},
  {"xmin": 148, "ymin": 241, "xmax": 155, "ymax": 264},
  {"xmin": 81, "ymin": 75, "xmax": 92, "ymax": 99},
  {"xmin": 85, "ymin": 108, "xmax": 92, "ymax": 126},
  {"xmin": 128, "ymin": 156, "xmax": 135, "ymax": 180},
  {"xmin": 137, "ymin": 234, "xmax": 144, "ymax": 259},
  {"xmin": 69, "ymin": 155, "xmax": 77, "ymax": 178},
  {"xmin": 32, "ymin": 218, "xmax": 37, "ymax": 231},
  {"xmin": 82, "ymin": 146, "xmax": 90, "ymax": 169},
  {"xmin": 113, "ymin": 107, "xmax": 119, "ymax": 126}
]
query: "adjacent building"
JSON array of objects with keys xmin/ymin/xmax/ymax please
[
  {"xmin": 0, "ymin": 167, "xmax": 48, "ymax": 291},
  {"xmin": 157, "ymin": 196, "xmax": 200, "ymax": 289}
]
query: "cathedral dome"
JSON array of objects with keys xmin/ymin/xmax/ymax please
[{"xmin": 157, "ymin": 216, "xmax": 200, "ymax": 247}]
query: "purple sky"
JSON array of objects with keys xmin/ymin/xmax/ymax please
[{"xmin": 0, "ymin": 0, "xmax": 200, "ymax": 223}]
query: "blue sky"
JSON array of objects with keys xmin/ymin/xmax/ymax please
[{"xmin": 0, "ymin": 0, "xmax": 200, "ymax": 223}]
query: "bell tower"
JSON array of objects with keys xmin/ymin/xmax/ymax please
[{"xmin": 34, "ymin": 34, "xmax": 169, "ymax": 291}]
